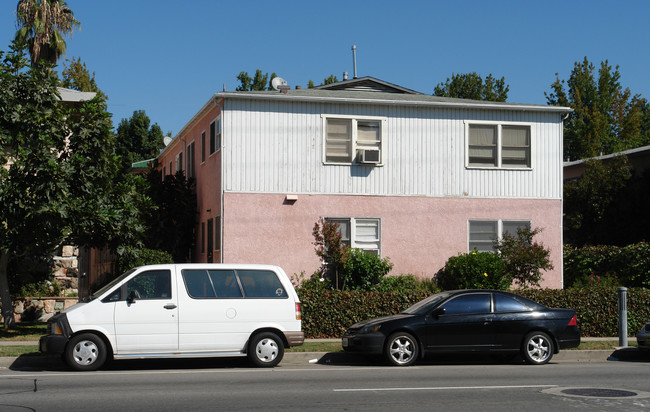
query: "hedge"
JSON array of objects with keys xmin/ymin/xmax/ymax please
[
  {"xmin": 564, "ymin": 243, "xmax": 650, "ymax": 288},
  {"xmin": 297, "ymin": 287, "xmax": 650, "ymax": 338}
]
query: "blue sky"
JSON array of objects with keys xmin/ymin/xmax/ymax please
[{"xmin": 2, "ymin": 0, "xmax": 649, "ymax": 136}]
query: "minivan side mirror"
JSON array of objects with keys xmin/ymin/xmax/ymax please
[
  {"xmin": 127, "ymin": 290, "xmax": 138, "ymax": 304},
  {"xmin": 430, "ymin": 307, "xmax": 446, "ymax": 318}
]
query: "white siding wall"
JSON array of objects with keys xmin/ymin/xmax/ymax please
[{"xmin": 223, "ymin": 99, "xmax": 563, "ymax": 199}]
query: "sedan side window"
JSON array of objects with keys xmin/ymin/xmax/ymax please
[
  {"xmin": 495, "ymin": 294, "xmax": 530, "ymax": 312},
  {"xmin": 442, "ymin": 294, "xmax": 491, "ymax": 315}
]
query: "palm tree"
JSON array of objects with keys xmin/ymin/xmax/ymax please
[{"xmin": 14, "ymin": 0, "xmax": 80, "ymax": 66}]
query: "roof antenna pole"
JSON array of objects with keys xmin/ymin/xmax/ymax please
[{"xmin": 352, "ymin": 45, "xmax": 358, "ymax": 79}]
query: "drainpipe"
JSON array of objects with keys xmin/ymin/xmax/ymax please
[{"xmin": 213, "ymin": 96, "xmax": 225, "ymax": 263}]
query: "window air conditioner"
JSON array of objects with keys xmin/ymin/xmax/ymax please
[{"xmin": 360, "ymin": 148, "xmax": 381, "ymax": 164}]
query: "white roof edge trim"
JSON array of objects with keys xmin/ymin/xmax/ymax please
[
  {"xmin": 159, "ymin": 94, "xmax": 219, "ymax": 158},
  {"xmin": 217, "ymin": 92, "xmax": 573, "ymax": 114}
]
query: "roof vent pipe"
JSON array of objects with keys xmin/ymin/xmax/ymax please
[
  {"xmin": 343, "ymin": 72, "xmax": 348, "ymax": 81},
  {"xmin": 352, "ymin": 45, "xmax": 358, "ymax": 79}
]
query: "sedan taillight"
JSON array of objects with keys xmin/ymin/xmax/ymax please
[{"xmin": 568, "ymin": 314, "xmax": 577, "ymax": 326}]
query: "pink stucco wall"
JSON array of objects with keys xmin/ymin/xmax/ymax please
[{"xmin": 222, "ymin": 193, "xmax": 564, "ymax": 288}]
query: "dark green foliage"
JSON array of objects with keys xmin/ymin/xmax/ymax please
[
  {"xmin": 115, "ymin": 248, "xmax": 173, "ymax": 275},
  {"xmin": 342, "ymin": 249, "xmax": 393, "ymax": 291},
  {"xmin": 546, "ymin": 57, "xmax": 650, "ymax": 161},
  {"xmin": 115, "ymin": 110, "xmax": 165, "ymax": 172},
  {"xmin": 494, "ymin": 227, "xmax": 553, "ymax": 288},
  {"xmin": 372, "ymin": 274, "xmax": 440, "ymax": 294},
  {"xmin": 564, "ymin": 243, "xmax": 650, "ymax": 288},
  {"xmin": 434, "ymin": 72, "xmax": 509, "ymax": 102},
  {"xmin": 236, "ymin": 69, "xmax": 276, "ymax": 91},
  {"xmin": 60, "ymin": 57, "xmax": 106, "ymax": 99},
  {"xmin": 296, "ymin": 285, "xmax": 650, "ymax": 338},
  {"xmin": 143, "ymin": 169, "xmax": 196, "ymax": 262},
  {"xmin": 435, "ymin": 252, "xmax": 511, "ymax": 290}
]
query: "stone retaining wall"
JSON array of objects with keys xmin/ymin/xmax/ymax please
[{"xmin": 9, "ymin": 297, "xmax": 79, "ymax": 323}]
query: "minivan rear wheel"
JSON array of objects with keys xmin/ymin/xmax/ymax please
[
  {"xmin": 248, "ymin": 332, "xmax": 284, "ymax": 367},
  {"xmin": 65, "ymin": 333, "xmax": 107, "ymax": 371}
]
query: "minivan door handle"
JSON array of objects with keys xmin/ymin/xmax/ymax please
[{"xmin": 164, "ymin": 304, "xmax": 177, "ymax": 310}]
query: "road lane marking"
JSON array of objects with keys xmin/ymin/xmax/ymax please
[{"xmin": 334, "ymin": 384, "xmax": 558, "ymax": 392}]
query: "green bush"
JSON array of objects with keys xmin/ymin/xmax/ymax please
[
  {"xmin": 16, "ymin": 280, "xmax": 62, "ymax": 297},
  {"xmin": 116, "ymin": 248, "xmax": 174, "ymax": 274},
  {"xmin": 341, "ymin": 249, "xmax": 393, "ymax": 291},
  {"xmin": 564, "ymin": 243, "xmax": 650, "ymax": 288},
  {"xmin": 435, "ymin": 251, "xmax": 511, "ymax": 290},
  {"xmin": 372, "ymin": 274, "xmax": 440, "ymax": 294}
]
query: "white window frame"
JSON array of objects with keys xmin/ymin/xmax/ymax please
[
  {"xmin": 468, "ymin": 219, "xmax": 531, "ymax": 252},
  {"xmin": 325, "ymin": 217, "xmax": 382, "ymax": 255},
  {"xmin": 321, "ymin": 114, "xmax": 386, "ymax": 165},
  {"xmin": 464, "ymin": 120, "xmax": 533, "ymax": 170},
  {"xmin": 209, "ymin": 116, "xmax": 222, "ymax": 156},
  {"xmin": 175, "ymin": 152, "xmax": 183, "ymax": 173}
]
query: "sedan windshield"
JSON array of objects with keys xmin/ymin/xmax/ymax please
[{"xmin": 402, "ymin": 292, "xmax": 451, "ymax": 314}]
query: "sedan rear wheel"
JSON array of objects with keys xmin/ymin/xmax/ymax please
[
  {"xmin": 385, "ymin": 332, "xmax": 418, "ymax": 366},
  {"xmin": 522, "ymin": 331, "xmax": 553, "ymax": 365}
]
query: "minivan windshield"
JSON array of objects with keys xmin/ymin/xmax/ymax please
[
  {"xmin": 86, "ymin": 268, "xmax": 137, "ymax": 301},
  {"xmin": 402, "ymin": 292, "xmax": 451, "ymax": 314}
]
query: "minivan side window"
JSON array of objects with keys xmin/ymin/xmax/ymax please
[
  {"xmin": 238, "ymin": 270, "xmax": 287, "ymax": 298},
  {"xmin": 126, "ymin": 270, "xmax": 172, "ymax": 300},
  {"xmin": 182, "ymin": 269, "xmax": 286, "ymax": 299}
]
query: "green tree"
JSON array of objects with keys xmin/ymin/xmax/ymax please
[
  {"xmin": 115, "ymin": 110, "xmax": 165, "ymax": 172},
  {"xmin": 434, "ymin": 72, "xmax": 509, "ymax": 102},
  {"xmin": 563, "ymin": 156, "xmax": 633, "ymax": 246},
  {"xmin": 236, "ymin": 69, "xmax": 277, "ymax": 91},
  {"xmin": 0, "ymin": 45, "xmax": 147, "ymax": 328},
  {"xmin": 546, "ymin": 57, "xmax": 649, "ymax": 161},
  {"xmin": 493, "ymin": 227, "xmax": 553, "ymax": 288},
  {"xmin": 14, "ymin": 0, "xmax": 80, "ymax": 66},
  {"xmin": 143, "ymin": 169, "xmax": 196, "ymax": 262},
  {"xmin": 60, "ymin": 56, "xmax": 106, "ymax": 99}
]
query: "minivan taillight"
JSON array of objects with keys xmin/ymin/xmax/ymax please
[
  {"xmin": 568, "ymin": 314, "xmax": 577, "ymax": 326},
  {"xmin": 295, "ymin": 302, "xmax": 302, "ymax": 320}
]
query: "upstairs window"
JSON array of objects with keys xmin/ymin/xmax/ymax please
[
  {"xmin": 466, "ymin": 122, "xmax": 531, "ymax": 169},
  {"xmin": 209, "ymin": 117, "xmax": 221, "ymax": 155},
  {"xmin": 323, "ymin": 115, "xmax": 384, "ymax": 164},
  {"xmin": 187, "ymin": 142, "xmax": 195, "ymax": 178}
]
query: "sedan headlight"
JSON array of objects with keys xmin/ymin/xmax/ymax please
[{"xmin": 360, "ymin": 324, "xmax": 382, "ymax": 334}]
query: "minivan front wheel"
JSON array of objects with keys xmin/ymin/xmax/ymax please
[
  {"xmin": 248, "ymin": 332, "xmax": 284, "ymax": 367},
  {"xmin": 65, "ymin": 333, "xmax": 107, "ymax": 371}
]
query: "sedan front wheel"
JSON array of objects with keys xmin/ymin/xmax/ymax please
[{"xmin": 385, "ymin": 332, "xmax": 418, "ymax": 366}]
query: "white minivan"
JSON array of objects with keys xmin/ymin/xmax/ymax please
[{"xmin": 40, "ymin": 264, "xmax": 304, "ymax": 371}]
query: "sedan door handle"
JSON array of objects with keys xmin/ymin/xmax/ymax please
[{"xmin": 164, "ymin": 304, "xmax": 177, "ymax": 310}]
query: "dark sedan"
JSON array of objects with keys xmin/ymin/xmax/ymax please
[{"xmin": 342, "ymin": 289, "xmax": 580, "ymax": 366}]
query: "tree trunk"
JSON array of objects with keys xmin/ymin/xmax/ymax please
[{"xmin": 0, "ymin": 251, "xmax": 15, "ymax": 330}]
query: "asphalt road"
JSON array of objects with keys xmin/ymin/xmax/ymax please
[{"xmin": 1, "ymin": 353, "xmax": 649, "ymax": 411}]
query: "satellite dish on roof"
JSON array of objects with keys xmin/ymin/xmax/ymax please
[
  {"xmin": 271, "ymin": 76, "xmax": 288, "ymax": 91},
  {"xmin": 163, "ymin": 136, "xmax": 172, "ymax": 146}
]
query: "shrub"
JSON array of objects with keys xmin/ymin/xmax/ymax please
[
  {"xmin": 372, "ymin": 274, "xmax": 440, "ymax": 294},
  {"xmin": 564, "ymin": 243, "xmax": 650, "ymax": 288},
  {"xmin": 341, "ymin": 248, "xmax": 393, "ymax": 291},
  {"xmin": 115, "ymin": 248, "xmax": 174, "ymax": 274},
  {"xmin": 435, "ymin": 251, "xmax": 511, "ymax": 290},
  {"xmin": 494, "ymin": 226, "xmax": 553, "ymax": 288}
]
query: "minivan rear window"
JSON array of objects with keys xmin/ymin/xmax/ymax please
[{"xmin": 238, "ymin": 270, "xmax": 287, "ymax": 298}]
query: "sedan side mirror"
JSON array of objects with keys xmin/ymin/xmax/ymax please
[{"xmin": 430, "ymin": 307, "xmax": 446, "ymax": 318}]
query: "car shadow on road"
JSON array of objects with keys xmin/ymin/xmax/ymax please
[
  {"xmin": 317, "ymin": 351, "xmax": 529, "ymax": 367},
  {"xmin": 607, "ymin": 347, "xmax": 650, "ymax": 363}
]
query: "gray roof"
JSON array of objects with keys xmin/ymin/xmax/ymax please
[
  {"xmin": 57, "ymin": 87, "xmax": 96, "ymax": 102},
  {"xmin": 217, "ymin": 88, "xmax": 572, "ymax": 113}
]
